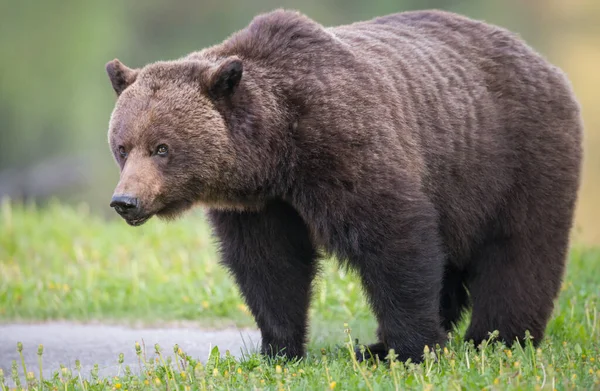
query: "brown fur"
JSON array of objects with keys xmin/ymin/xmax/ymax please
[{"xmin": 105, "ymin": 9, "xmax": 583, "ymax": 362}]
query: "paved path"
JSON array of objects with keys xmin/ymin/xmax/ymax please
[{"xmin": 0, "ymin": 323, "xmax": 261, "ymax": 379}]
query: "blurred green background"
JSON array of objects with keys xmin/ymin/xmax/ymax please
[{"xmin": 1, "ymin": 0, "xmax": 598, "ymax": 244}]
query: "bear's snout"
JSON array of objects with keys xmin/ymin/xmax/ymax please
[
  {"xmin": 110, "ymin": 195, "xmax": 139, "ymax": 213},
  {"xmin": 110, "ymin": 194, "xmax": 148, "ymax": 225}
]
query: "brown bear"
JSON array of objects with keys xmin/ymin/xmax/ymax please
[{"xmin": 105, "ymin": 9, "xmax": 583, "ymax": 363}]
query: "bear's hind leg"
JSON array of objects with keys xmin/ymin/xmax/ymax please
[
  {"xmin": 464, "ymin": 89, "xmax": 581, "ymax": 347},
  {"xmin": 208, "ymin": 200, "xmax": 318, "ymax": 359},
  {"xmin": 464, "ymin": 221, "xmax": 570, "ymax": 348}
]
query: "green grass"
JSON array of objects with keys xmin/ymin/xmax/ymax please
[{"xmin": 1, "ymin": 199, "xmax": 599, "ymax": 390}]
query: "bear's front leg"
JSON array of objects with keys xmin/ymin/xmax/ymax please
[
  {"xmin": 207, "ymin": 200, "xmax": 318, "ymax": 359},
  {"xmin": 344, "ymin": 195, "xmax": 446, "ymax": 363}
]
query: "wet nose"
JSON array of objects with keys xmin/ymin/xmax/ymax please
[{"xmin": 110, "ymin": 195, "xmax": 139, "ymax": 215}]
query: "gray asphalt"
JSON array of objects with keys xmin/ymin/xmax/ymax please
[{"xmin": 0, "ymin": 323, "xmax": 261, "ymax": 380}]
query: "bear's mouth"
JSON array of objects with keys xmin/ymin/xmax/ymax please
[{"xmin": 126, "ymin": 215, "xmax": 152, "ymax": 227}]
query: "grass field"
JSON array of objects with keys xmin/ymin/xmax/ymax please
[{"xmin": 1, "ymin": 200, "xmax": 599, "ymax": 390}]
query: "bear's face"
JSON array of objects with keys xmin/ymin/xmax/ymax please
[{"xmin": 105, "ymin": 57, "xmax": 244, "ymax": 226}]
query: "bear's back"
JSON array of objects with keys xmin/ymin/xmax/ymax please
[
  {"xmin": 327, "ymin": 10, "xmax": 580, "ymax": 178},
  {"xmin": 329, "ymin": 10, "xmax": 567, "ymax": 129},
  {"xmin": 328, "ymin": 10, "xmax": 579, "ymax": 138}
]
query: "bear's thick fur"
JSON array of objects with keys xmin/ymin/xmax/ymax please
[{"xmin": 105, "ymin": 9, "xmax": 582, "ymax": 363}]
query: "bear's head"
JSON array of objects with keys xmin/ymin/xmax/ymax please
[{"xmin": 105, "ymin": 56, "xmax": 253, "ymax": 226}]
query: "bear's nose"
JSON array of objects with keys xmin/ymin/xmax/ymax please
[{"xmin": 110, "ymin": 195, "xmax": 139, "ymax": 215}]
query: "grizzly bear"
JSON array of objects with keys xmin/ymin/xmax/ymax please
[{"xmin": 105, "ymin": 9, "xmax": 582, "ymax": 363}]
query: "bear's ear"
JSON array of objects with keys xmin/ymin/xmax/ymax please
[
  {"xmin": 105, "ymin": 59, "xmax": 139, "ymax": 96},
  {"xmin": 207, "ymin": 56, "xmax": 243, "ymax": 99}
]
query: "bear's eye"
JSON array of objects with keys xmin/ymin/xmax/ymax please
[
  {"xmin": 118, "ymin": 146, "xmax": 127, "ymax": 158},
  {"xmin": 156, "ymin": 144, "xmax": 169, "ymax": 156}
]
